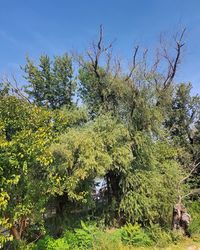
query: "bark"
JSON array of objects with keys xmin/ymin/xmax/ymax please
[
  {"xmin": 19, "ymin": 217, "xmax": 27, "ymax": 239},
  {"xmin": 172, "ymin": 203, "xmax": 191, "ymax": 236},
  {"xmin": 10, "ymin": 225, "xmax": 21, "ymax": 240}
]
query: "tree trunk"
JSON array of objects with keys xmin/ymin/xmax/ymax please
[
  {"xmin": 10, "ymin": 225, "xmax": 21, "ymax": 240},
  {"xmin": 172, "ymin": 203, "xmax": 191, "ymax": 236}
]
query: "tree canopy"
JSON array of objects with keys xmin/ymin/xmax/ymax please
[{"xmin": 0, "ymin": 27, "xmax": 200, "ymax": 248}]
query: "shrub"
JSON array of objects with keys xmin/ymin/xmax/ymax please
[
  {"xmin": 147, "ymin": 224, "xmax": 183, "ymax": 247},
  {"xmin": 121, "ymin": 223, "xmax": 152, "ymax": 247},
  {"xmin": 31, "ymin": 236, "xmax": 69, "ymax": 250},
  {"xmin": 188, "ymin": 201, "xmax": 200, "ymax": 234},
  {"xmin": 64, "ymin": 221, "xmax": 98, "ymax": 249},
  {"xmin": 93, "ymin": 228, "xmax": 123, "ymax": 250},
  {"xmin": 3, "ymin": 240, "xmax": 28, "ymax": 250}
]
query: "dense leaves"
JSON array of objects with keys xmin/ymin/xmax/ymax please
[
  {"xmin": 23, "ymin": 54, "xmax": 76, "ymax": 109},
  {"xmin": 0, "ymin": 31, "xmax": 200, "ymax": 248}
]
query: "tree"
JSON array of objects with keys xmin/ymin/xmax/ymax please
[
  {"xmin": 2, "ymin": 27, "xmax": 200, "ymax": 247},
  {"xmin": 49, "ymin": 114, "xmax": 132, "ymax": 220},
  {"xmin": 0, "ymin": 93, "xmax": 90, "ymax": 244},
  {"xmin": 77, "ymin": 27, "xmax": 193, "ymax": 228},
  {"xmin": 164, "ymin": 83, "xmax": 200, "ymax": 199},
  {"xmin": 23, "ymin": 54, "xmax": 76, "ymax": 109},
  {"xmin": 165, "ymin": 83, "xmax": 199, "ymax": 148},
  {"xmin": 0, "ymin": 96, "xmax": 55, "ymax": 242},
  {"xmin": 0, "ymin": 81, "xmax": 9, "ymax": 97},
  {"xmin": 120, "ymin": 135, "xmax": 185, "ymax": 227}
]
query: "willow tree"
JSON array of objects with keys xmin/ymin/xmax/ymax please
[
  {"xmin": 76, "ymin": 27, "xmax": 197, "ymax": 228},
  {"xmin": 49, "ymin": 114, "xmax": 132, "ymax": 223}
]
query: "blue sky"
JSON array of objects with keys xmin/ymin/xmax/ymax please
[{"xmin": 0, "ymin": 0, "xmax": 200, "ymax": 93}]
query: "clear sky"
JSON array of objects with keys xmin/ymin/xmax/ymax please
[{"xmin": 0, "ymin": 0, "xmax": 200, "ymax": 93}]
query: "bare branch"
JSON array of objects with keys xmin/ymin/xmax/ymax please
[
  {"xmin": 125, "ymin": 45, "xmax": 139, "ymax": 81},
  {"xmin": 2, "ymin": 76, "xmax": 31, "ymax": 103},
  {"xmin": 151, "ymin": 48, "xmax": 160, "ymax": 73},
  {"xmin": 113, "ymin": 58, "xmax": 121, "ymax": 80},
  {"xmin": 182, "ymin": 188, "xmax": 200, "ymax": 199},
  {"xmin": 162, "ymin": 28, "xmax": 186, "ymax": 89},
  {"xmin": 105, "ymin": 50, "xmax": 112, "ymax": 74},
  {"xmin": 180, "ymin": 161, "xmax": 200, "ymax": 184},
  {"xmin": 98, "ymin": 24, "xmax": 103, "ymax": 51},
  {"xmin": 142, "ymin": 48, "xmax": 148, "ymax": 77}
]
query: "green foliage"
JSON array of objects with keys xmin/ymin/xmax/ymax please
[
  {"xmin": 165, "ymin": 83, "xmax": 200, "ymax": 168},
  {"xmin": 5, "ymin": 239, "xmax": 29, "ymax": 250},
  {"xmin": 120, "ymin": 137, "xmax": 183, "ymax": 227},
  {"xmin": 78, "ymin": 61, "xmax": 129, "ymax": 118},
  {"xmin": 25, "ymin": 223, "xmax": 194, "ymax": 250},
  {"xmin": 0, "ymin": 96, "xmax": 54, "ymax": 242},
  {"xmin": 79, "ymin": 64, "xmax": 112, "ymax": 115},
  {"xmin": 147, "ymin": 224, "xmax": 182, "ymax": 247},
  {"xmin": 23, "ymin": 54, "xmax": 76, "ymax": 109},
  {"xmin": 0, "ymin": 81, "xmax": 10, "ymax": 97},
  {"xmin": 52, "ymin": 106, "xmax": 88, "ymax": 134},
  {"xmin": 188, "ymin": 201, "xmax": 200, "ymax": 234},
  {"xmin": 121, "ymin": 223, "xmax": 152, "ymax": 247},
  {"xmin": 65, "ymin": 221, "xmax": 97, "ymax": 249},
  {"xmin": 166, "ymin": 83, "xmax": 199, "ymax": 146},
  {"xmin": 92, "ymin": 228, "xmax": 123, "ymax": 250},
  {"xmin": 1, "ymin": 35, "xmax": 200, "ymax": 248},
  {"xmin": 31, "ymin": 236, "xmax": 69, "ymax": 250},
  {"xmin": 50, "ymin": 114, "xmax": 131, "ymax": 202},
  {"xmin": 0, "ymin": 96, "xmax": 87, "ymax": 244},
  {"xmin": 34, "ymin": 221, "xmax": 97, "ymax": 250}
]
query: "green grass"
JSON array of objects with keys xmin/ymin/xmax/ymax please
[{"xmin": 126, "ymin": 235, "xmax": 200, "ymax": 250}]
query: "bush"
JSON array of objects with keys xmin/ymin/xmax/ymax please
[
  {"xmin": 27, "ymin": 221, "xmax": 187, "ymax": 249},
  {"xmin": 63, "ymin": 221, "xmax": 97, "ymax": 249},
  {"xmin": 3, "ymin": 240, "xmax": 28, "ymax": 250},
  {"xmin": 33, "ymin": 221, "xmax": 98, "ymax": 250},
  {"xmin": 188, "ymin": 201, "xmax": 200, "ymax": 234},
  {"xmin": 148, "ymin": 224, "xmax": 171, "ymax": 246},
  {"xmin": 93, "ymin": 228, "xmax": 123, "ymax": 250},
  {"xmin": 121, "ymin": 223, "xmax": 152, "ymax": 247},
  {"xmin": 170, "ymin": 230, "xmax": 184, "ymax": 243},
  {"xmin": 31, "ymin": 236, "xmax": 69, "ymax": 250},
  {"xmin": 147, "ymin": 224, "xmax": 183, "ymax": 247}
]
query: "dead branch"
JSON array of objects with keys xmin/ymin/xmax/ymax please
[
  {"xmin": 105, "ymin": 49, "xmax": 112, "ymax": 74},
  {"xmin": 2, "ymin": 76, "xmax": 31, "ymax": 103},
  {"xmin": 179, "ymin": 161, "xmax": 200, "ymax": 184},
  {"xmin": 162, "ymin": 28, "xmax": 186, "ymax": 89},
  {"xmin": 86, "ymin": 25, "xmax": 115, "ymax": 80},
  {"xmin": 125, "ymin": 45, "xmax": 139, "ymax": 81},
  {"xmin": 113, "ymin": 58, "xmax": 121, "ymax": 80},
  {"xmin": 142, "ymin": 48, "xmax": 148, "ymax": 77},
  {"xmin": 176, "ymin": 161, "xmax": 200, "ymax": 203},
  {"xmin": 151, "ymin": 48, "xmax": 160, "ymax": 73},
  {"xmin": 182, "ymin": 188, "xmax": 200, "ymax": 199}
]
